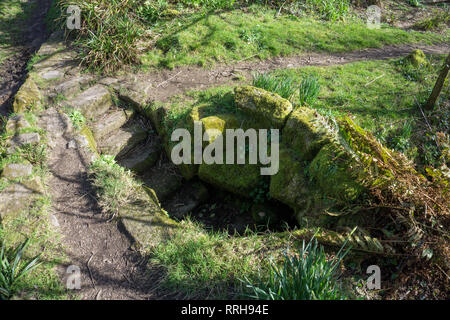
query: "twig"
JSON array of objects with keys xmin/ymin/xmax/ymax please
[
  {"xmin": 87, "ymin": 252, "xmax": 96, "ymax": 289},
  {"xmin": 415, "ymin": 97, "xmax": 433, "ymax": 132},
  {"xmin": 236, "ymin": 53, "xmax": 259, "ymax": 63},
  {"xmin": 156, "ymin": 71, "xmax": 183, "ymax": 88},
  {"xmin": 364, "ymin": 73, "xmax": 384, "ymax": 87},
  {"xmin": 435, "ymin": 264, "xmax": 450, "ymax": 280}
]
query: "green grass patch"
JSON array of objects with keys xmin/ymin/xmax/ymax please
[
  {"xmin": 0, "ymin": 0, "xmax": 34, "ymax": 64},
  {"xmin": 265, "ymin": 54, "xmax": 449, "ymax": 167},
  {"xmin": 0, "ymin": 113, "xmax": 67, "ymax": 300},
  {"xmin": 140, "ymin": 5, "xmax": 447, "ymax": 69},
  {"xmin": 88, "ymin": 155, "xmax": 141, "ymax": 216},
  {"xmin": 48, "ymin": 1, "xmax": 448, "ymax": 72}
]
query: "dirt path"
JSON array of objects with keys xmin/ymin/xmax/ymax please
[
  {"xmin": 0, "ymin": 0, "xmax": 52, "ymax": 116},
  {"xmin": 131, "ymin": 43, "xmax": 450, "ymax": 102},
  {"xmin": 40, "ymin": 109, "xmax": 165, "ymax": 300}
]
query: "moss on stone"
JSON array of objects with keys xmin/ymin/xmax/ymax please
[
  {"xmin": 269, "ymin": 148, "xmax": 309, "ymax": 210},
  {"xmin": 200, "ymin": 114, "xmax": 240, "ymax": 144},
  {"xmin": 283, "ymin": 107, "xmax": 333, "ymax": 161},
  {"xmin": 406, "ymin": 49, "xmax": 429, "ymax": 67},
  {"xmin": 118, "ymin": 185, "xmax": 179, "ymax": 252},
  {"xmin": 307, "ymin": 141, "xmax": 364, "ymax": 203},
  {"xmin": 198, "ymin": 162, "xmax": 261, "ymax": 197},
  {"xmin": 13, "ymin": 77, "xmax": 41, "ymax": 113},
  {"xmin": 80, "ymin": 125, "xmax": 98, "ymax": 154},
  {"xmin": 234, "ymin": 86, "xmax": 293, "ymax": 129}
]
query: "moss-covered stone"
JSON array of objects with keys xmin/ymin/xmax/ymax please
[
  {"xmin": 200, "ymin": 114, "xmax": 240, "ymax": 144},
  {"xmin": 13, "ymin": 77, "xmax": 41, "ymax": 113},
  {"xmin": 162, "ymin": 9, "xmax": 181, "ymax": 17},
  {"xmin": 1, "ymin": 162, "xmax": 33, "ymax": 180},
  {"xmin": 99, "ymin": 125, "xmax": 147, "ymax": 157},
  {"xmin": 6, "ymin": 114, "xmax": 31, "ymax": 133},
  {"xmin": 406, "ymin": 49, "xmax": 429, "ymax": 67},
  {"xmin": 142, "ymin": 164, "xmax": 183, "ymax": 201},
  {"xmin": 79, "ymin": 125, "xmax": 98, "ymax": 153},
  {"xmin": 283, "ymin": 107, "xmax": 333, "ymax": 160},
  {"xmin": 0, "ymin": 177, "xmax": 44, "ymax": 223},
  {"xmin": 67, "ymin": 84, "xmax": 112, "ymax": 119},
  {"xmin": 234, "ymin": 86, "xmax": 293, "ymax": 129},
  {"xmin": 118, "ymin": 185, "xmax": 179, "ymax": 251},
  {"xmin": 91, "ymin": 109, "xmax": 134, "ymax": 141},
  {"xmin": 269, "ymin": 148, "xmax": 309, "ymax": 210},
  {"xmin": 198, "ymin": 162, "xmax": 261, "ymax": 197},
  {"xmin": 308, "ymin": 141, "xmax": 364, "ymax": 203}
]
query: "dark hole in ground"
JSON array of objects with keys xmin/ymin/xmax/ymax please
[{"xmin": 162, "ymin": 180, "xmax": 298, "ymax": 235}]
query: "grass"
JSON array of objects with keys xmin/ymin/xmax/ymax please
[
  {"xmin": 298, "ymin": 74, "xmax": 320, "ymax": 106},
  {"xmin": 0, "ymin": 239, "xmax": 42, "ymax": 300},
  {"xmin": 141, "ymin": 5, "xmax": 448, "ymax": 70},
  {"xmin": 0, "ymin": 114, "xmax": 68, "ymax": 300},
  {"xmin": 0, "ymin": 197, "xmax": 68, "ymax": 300},
  {"xmin": 0, "ymin": 0, "xmax": 34, "ymax": 64},
  {"xmin": 252, "ymin": 72, "xmax": 296, "ymax": 100},
  {"xmin": 264, "ymin": 54, "xmax": 450, "ymax": 168},
  {"xmin": 241, "ymin": 234, "xmax": 351, "ymax": 300},
  {"xmin": 67, "ymin": 109, "xmax": 86, "ymax": 130},
  {"xmin": 48, "ymin": 1, "xmax": 449, "ymax": 72},
  {"xmin": 89, "ymin": 155, "xmax": 141, "ymax": 216}
]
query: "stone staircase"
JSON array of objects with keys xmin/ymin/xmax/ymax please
[{"xmin": 66, "ymin": 83, "xmax": 209, "ymax": 222}]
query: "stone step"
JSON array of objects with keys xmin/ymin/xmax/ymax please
[
  {"xmin": 66, "ymin": 84, "xmax": 112, "ymax": 119},
  {"xmin": 91, "ymin": 108, "xmax": 134, "ymax": 141},
  {"xmin": 98, "ymin": 124, "xmax": 147, "ymax": 158},
  {"xmin": 141, "ymin": 159, "xmax": 183, "ymax": 202},
  {"xmin": 53, "ymin": 75, "xmax": 93, "ymax": 99},
  {"xmin": 117, "ymin": 136, "xmax": 162, "ymax": 174},
  {"xmin": 162, "ymin": 181, "xmax": 209, "ymax": 219}
]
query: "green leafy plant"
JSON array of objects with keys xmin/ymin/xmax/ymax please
[
  {"xmin": 304, "ymin": 0, "xmax": 350, "ymax": 21},
  {"xmin": 68, "ymin": 109, "xmax": 86, "ymax": 130},
  {"xmin": 0, "ymin": 239, "xmax": 42, "ymax": 300},
  {"xmin": 388, "ymin": 120, "xmax": 413, "ymax": 153},
  {"xmin": 298, "ymin": 75, "xmax": 320, "ymax": 106},
  {"xmin": 252, "ymin": 72, "xmax": 296, "ymax": 100},
  {"xmin": 241, "ymin": 230, "xmax": 353, "ymax": 300}
]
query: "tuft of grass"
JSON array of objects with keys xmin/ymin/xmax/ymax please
[
  {"xmin": 303, "ymin": 0, "xmax": 350, "ymax": 22},
  {"xmin": 53, "ymin": 0, "xmax": 143, "ymax": 73},
  {"xmin": 413, "ymin": 10, "xmax": 450, "ymax": 31},
  {"xmin": 241, "ymin": 232, "xmax": 352, "ymax": 300},
  {"xmin": 0, "ymin": 239, "xmax": 42, "ymax": 300},
  {"xmin": 298, "ymin": 74, "xmax": 320, "ymax": 106},
  {"xmin": 89, "ymin": 155, "xmax": 140, "ymax": 216},
  {"xmin": 252, "ymin": 72, "xmax": 296, "ymax": 100}
]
